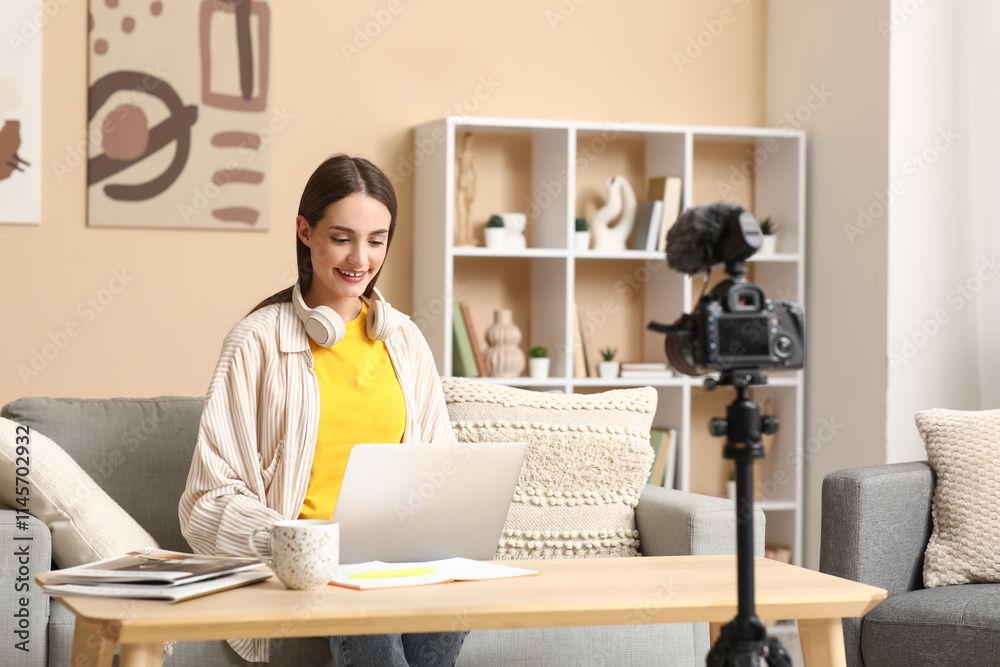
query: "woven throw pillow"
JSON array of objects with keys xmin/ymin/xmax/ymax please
[
  {"xmin": 915, "ymin": 408, "xmax": 1000, "ymax": 588},
  {"xmin": 441, "ymin": 377, "xmax": 656, "ymax": 559},
  {"xmin": 0, "ymin": 417, "xmax": 158, "ymax": 568}
]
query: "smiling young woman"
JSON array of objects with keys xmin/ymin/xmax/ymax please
[{"xmin": 179, "ymin": 155, "xmax": 468, "ymax": 667}]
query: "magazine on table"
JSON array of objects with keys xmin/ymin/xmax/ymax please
[
  {"xmin": 40, "ymin": 570, "xmax": 272, "ymax": 603},
  {"xmin": 45, "ymin": 548, "xmax": 262, "ymax": 586}
]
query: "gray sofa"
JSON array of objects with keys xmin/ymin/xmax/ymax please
[
  {"xmin": 820, "ymin": 462, "xmax": 1000, "ymax": 667},
  {"xmin": 1, "ymin": 395, "xmax": 764, "ymax": 667}
]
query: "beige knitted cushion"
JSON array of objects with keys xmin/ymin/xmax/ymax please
[
  {"xmin": 915, "ymin": 408, "xmax": 1000, "ymax": 588},
  {"xmin": 0, "ymin": 417, "xmax": 159, "ymax": 568},
  {"xmin": 441, "ymin": 377, "xmax": 656, "ymax": 559}
]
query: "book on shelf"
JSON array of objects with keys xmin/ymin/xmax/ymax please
[
  {"xmin": 572, "ymin": 302, "xmax": 586, "ymax": 378},
  {"xmin": 763, "ymin": 543, "xmax": 792, "ymax": 564},
  {"xmin": 647, "ymin": 176, "xmax": 683, "ymax": 252},
  {"xmin": 460, "ymin": 302, "xmax": 489, "ymax": 376},
  {"xmin": 330, "ymin": 557, "xmax": 537, "ymax": 590},
  {"xmin": 452, "ymin": 302, "xmax": 479, "ymax": 377},
  {"xmin": 574, "ymin": 301, "xmax": 592, "ymax": 377},
  {"xmin": 631, "ymin": 200, "xmax": 663, "ymax": 251},
  {"xmin": 620, "ymin": 362, "xmax": 670, "ymax": 371},
  {"xmin": 646, "ymin": 428, "xmax": 678, "ymax": 489}
]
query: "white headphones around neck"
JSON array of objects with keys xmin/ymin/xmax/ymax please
[{"xmin": 291, "ymin": 281, "xmax": 408, "ymax": 348}]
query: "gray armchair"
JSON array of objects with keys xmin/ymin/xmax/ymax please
[{"xmin": 820, "ymin": 462, "xmax": 1000, "ymax": 667}]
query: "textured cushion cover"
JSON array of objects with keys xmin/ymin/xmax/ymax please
[
  {"xmin": 915, "ymin": 408, "xmax": 1000, "ymax": 587},
  {"xmin": 0, "ymin": 417, "xmax": 157, "ymax": 567},
  {"xmin": 442, "ymin": 378, "xmax": 656, "ymax": 559}
]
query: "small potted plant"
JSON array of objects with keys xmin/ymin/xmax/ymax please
[
  {"xmin": 528, "ymin": 346, "xmax": 549, "ymax": 379},
  {"xmin": 574, "ymin": 217, "xmax": 590, "ymax": 252},
  {"xmin": 758, "ymin": 216, "xmax": 780, "ymax": 255},
  {"xmin": 484, "ymin": 215, "xmax": 506, "ymax": 250},
  {"xmin": 597, "ymin": 347, "xmax": 619, "ymax": 379}
]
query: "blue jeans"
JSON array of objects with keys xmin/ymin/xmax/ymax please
[{"xmin": 330, "ymin": 631, "xmax": 469, "ymax": 667}]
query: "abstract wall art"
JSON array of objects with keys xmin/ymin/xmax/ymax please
[
  {"xmin": 0, "ymin": 0, "xmax": 43, "ymax": 225},
  {"xmin": 88, "ymin": 0, "xmax": 272, "ymax": 230}
]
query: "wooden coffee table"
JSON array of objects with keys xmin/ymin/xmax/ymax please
[{"xmin": 40, "ymin": 555, "xmax": 885, "ymax": 667}]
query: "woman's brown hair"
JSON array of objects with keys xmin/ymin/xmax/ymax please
[{"xmin": 247, "ymin": 154, "xmax": 398, "ymax": 316}]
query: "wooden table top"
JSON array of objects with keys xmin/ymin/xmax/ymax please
[{"xmin": 40, "ymin": 556, "xmax": 886, "ymax": 644}]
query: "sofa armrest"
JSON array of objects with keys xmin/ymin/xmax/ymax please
[
  {"xmin": 636, "ymin": 485, "xmax": 765, "ymax": 557},
  {"xmin": 820, "ymin": 462, "xmax": 934, "ymax": 667},
  {"xmin": 0, "ymin": 509, "xmax": 51, "ymax": 667},
  {"xmin": 820, "ymin": 462, "xmax": 933, "ymax": 594}
]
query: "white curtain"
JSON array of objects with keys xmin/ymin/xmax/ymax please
[{"xmin": 966, "ymin": 1, "xmax": 1000, "ymax": 408}]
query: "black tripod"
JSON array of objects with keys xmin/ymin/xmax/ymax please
[{"xmin": 704, "ymin": 370, "xmax": 791, "ymax": 667}]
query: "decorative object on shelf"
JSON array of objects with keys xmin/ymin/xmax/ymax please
[
  {"xmin": 484, "ymin": 309, "xmax": 525, "ymax": 377},
  {"xmin": 500, "ymin": 212, "xmax": 527, "ymax": 250},
  {"xmin": 484, "ymin": 215, "xmax": 506, "ymax": 250},
  {"xmin": 597, "ymin": 347, "xmax": 619, "ymax": 379},
  {"xmin": 758, "ymin": 216, "xmax": 780, "ymax": 255},
  {"xmin": 590, "ymin": 175, "xmax": 637, "ymax": 252},
  {"xmin": 574, "ymin": 217, "xmax": 590, "ymax": 251},
  {"xmin": 528, "ymin": 346, "xmax": 550, "ymax": 379},
  {"xmin": 455, "ymin": 132, "xmax": 477, "ymax": 247}
]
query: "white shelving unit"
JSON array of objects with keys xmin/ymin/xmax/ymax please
[{"xmin": 412, "ymin": 116, "xmax": 806, "ymax": 565}]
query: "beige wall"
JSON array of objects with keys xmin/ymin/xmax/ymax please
[{"xmin": 1, "ymin": 0, "xmax": 767, "ymax": 405}]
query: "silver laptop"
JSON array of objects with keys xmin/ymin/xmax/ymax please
[{"xmin": 331, "ymin": 442, "xmax": 527, "ymax": 564}]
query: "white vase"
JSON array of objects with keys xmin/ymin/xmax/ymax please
[
  {"xmin": 484, "ymin": 309, "xmax": 525, "ymax": 377},
  {"xmin": 574, "ymin": 230, "xmax": 591, "ymax": 251},
  {"xmin": 727, "ymin": 480, "xmax": 737, "ymax": 502},
  {"xmin": 758, "ymin": 235, "xmax": 778, "ymax": 255},
  {"xmin": 598, "ymin": 361, "xmax": 620, "ymax": 379},
  {"xmin": 484, "ymin": 227, "xmax": 506, "ymax": 250},
  {"xmin": 528, "ymin": 357, "xmax": 550, "ymax": 379}
]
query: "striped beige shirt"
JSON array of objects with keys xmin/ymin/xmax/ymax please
[{"xmin": 178, "ymin": 301, "xmax": 456, "ymax": 662}]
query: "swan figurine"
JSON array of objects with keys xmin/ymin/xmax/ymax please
[{"xmin": 590, "ymin": 175, "xmax": 637, "ymax": 252}]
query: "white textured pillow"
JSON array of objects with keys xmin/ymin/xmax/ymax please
[
  {"xmin": 442, "ymin": 378, "xmax": 656, "ymax": 559},
  {"xmin": 0, "ymin": 417, "xmax": 158, "ymax": 568},
  {"xmin": 915, "ymin": 408, "xmax": 1000, "ymax": 588}
]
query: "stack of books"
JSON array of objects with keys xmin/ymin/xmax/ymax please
[
  {"xmin": 631, "ymin": 176, "xmax": 684, "ymax": 251},
  {"xmin": 38, "ymin": 549, "xmax": 270, "ymax": 602},
  {"xmin": 619, "ymin": 362, "xmax": 674, "ymax": 380}
]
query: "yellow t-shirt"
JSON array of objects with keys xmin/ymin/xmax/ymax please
[{"xmin": 298, "ymin": 302, "xmax": 406, "ymax": 520}]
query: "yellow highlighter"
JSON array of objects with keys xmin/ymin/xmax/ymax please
[{"xmin": 347, "ymin": 567, "xmax": 436, "ymax": 580}]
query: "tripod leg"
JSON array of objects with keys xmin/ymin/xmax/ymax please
[{"xmin": 797, "ymin": 618, "xmax": 847, "ymax": 667}]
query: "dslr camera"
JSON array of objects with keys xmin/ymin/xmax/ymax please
[{"xmin": 649, "ymin": 204, "xmax": 804, "ymax": 377}]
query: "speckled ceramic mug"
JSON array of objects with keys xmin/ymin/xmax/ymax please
[{"xmin": 249, "ymin": 520, "xmax": 340, "ymax": 590}]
